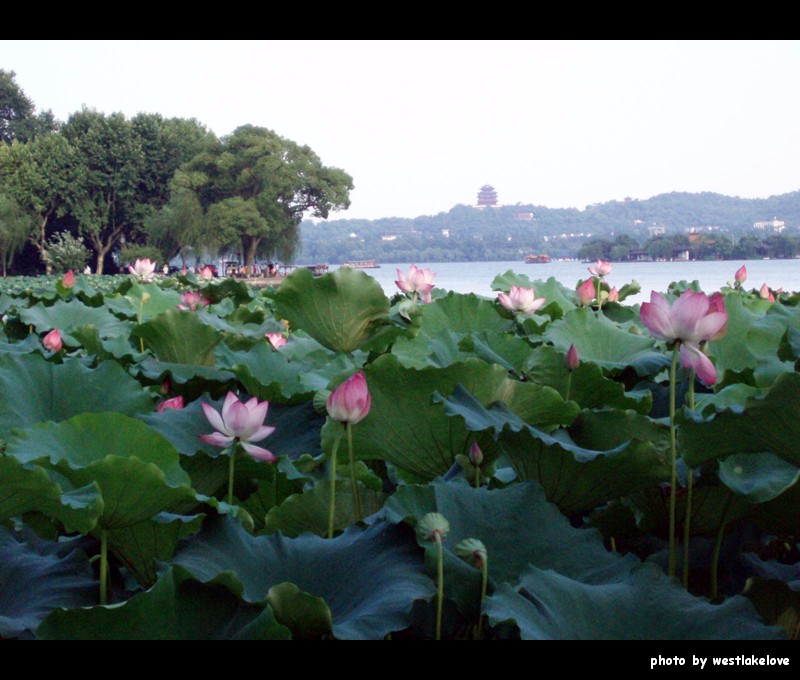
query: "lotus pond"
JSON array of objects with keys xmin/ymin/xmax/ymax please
[{"xmin": 1, "ymin": 265, "xmax": 799, "ymax": 640}]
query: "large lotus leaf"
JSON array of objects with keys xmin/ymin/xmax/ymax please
[
  {"xmin": 132, "ymin": 356, "xmax": 236, "ymax": 389},
  {"xmin": 333, "ymin": 355, "xmax": 576, "ymax": 483},
  {"xmin": 695, "ymin": 383, "xmax": 766, "ymax": 416},
  {"xmin": 108, "ymin": 512, "xmax": 204, "ymax": 588},
  {"xmin": 679, "ymin": 372, "xmax": 800, "ymax": 469},
  {"xmin": 459, "ymin": 331, "xmax": 534, "ymax": 378},
  {"xmin": 486, "ymin": 563, "xmax": 781, "ymax": 640},
  {"xmin": 133, "ymin": 309, "xmax": 222, "ymax": 366},
  {"xmin": 743, "ymin": 579, "xmax": 800, "ymax": 640},
  {"xmin": 0, "ymin": 456, "xmax": 102, "ymax": 534},
  {"xmin": 567, "ymin": 409, "xmax": 669, "ymax": 453},
  {"xmin": 718, "ymin": 453, "xmax": 800, "ymax": 504},
  {"xmin": 241, "ymin": 462, "xmax": 312, "ymax": 533},
  {"xmin": 171, "ymin": 516, "xmax": 435, "ymax": 640},
  {"xmin": 0, "ymin": 354, "xmax": 154, "ymax": 437},
  {"xmin": 17, "ymin": 299, "xmax": 131, "ymax": 340},
  {"xmin": 708, "ymin": 294, "xmax": 790, "ymax": 384},
  {"xmin": 544, "ymin": 306, "xmax": 667, "ymax": 375},
  {"xmin": 70, "ymin": 324, "xmax": 142, "ymax": 362},
  {"xmin": 0, "ymin": 335, "xmax": 41, "ymax": 355},
  {"xmin": 6, "ymin": 413, "xmax": 195, "ymax": 529},
  {"xmin": 263, "ymin": 480, "xmax": 384, "ymax": 538},
  {"xmin": 266, "ymin": 582, "xmax": 333, "ymax": 639},
  {"xmin": 435, "ymin": 388, "xmax": 667, "ymax": 514},
  {"xmin": 272, "ymin": 267, "xmax": 390, "ymax": 352},
  {"xmin": 522, "ymin": 344, "xmax": 652, "ymax": 414},
  {"xmin": 36, "ymin": 566, "xmax": 290, "ymax": 640},
  {"xmin": 753, "ymin": 479, "xmax": 800, "ymax": 535},
  {"xmin": 0, "ymin": 528, "xmax": 96, "ymax": 638},
  {"xmin": 105, "ymin": 282, "xmax": 182, "ymax": 320},
  {"xmin": 391, "ymin": 328, "xmax": 472, "ymax": 369}
]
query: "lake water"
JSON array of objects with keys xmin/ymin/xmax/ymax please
[{"xmin": 346, "ymin": 259, "xmax": 800, "ymax": 303}]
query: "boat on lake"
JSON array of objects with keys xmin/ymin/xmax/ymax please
[
  {"xmin": 525, "ymin": 254, "xmax": 551, "ymax": 264},
  {"xmin": 342, "ymin": 259, "xmax": 381, "ymax": 269}
]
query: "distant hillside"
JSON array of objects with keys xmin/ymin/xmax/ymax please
[{"xmin": 297, "ymin": 190, "xmax": 800, "ymax": 263}]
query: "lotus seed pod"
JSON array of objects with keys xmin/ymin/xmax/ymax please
[
  {"xmin": 455, "ymin": 538, "xmax": 488, "ymax": 568},
  {"xmin": 417, "ymin": 512, "xmax": 450, "ymax": 542}
]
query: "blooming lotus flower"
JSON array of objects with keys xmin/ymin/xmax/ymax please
[
  {"xmin": 200, "ymin": 266, "xmax": 214, "ymax": 280},
  {"xmin": 639, "ymin": 290, "xmax": 728, "ymax": 345},
  {"xmin": 157, "ymin": 396, "xmax": 185, "ymax": 412},
  {"xmin": 177, "ymin": 291, "xmax": 210, "ymax": 311},
  {"xmin": 43, "ymin": 329, "xmax": 63, "ymax": 352},
  {"xmin": 577, "ymin": 278, "xmax": 595, "ymax": 306},
  {"xmin": 396, "ymin": 264, "xmax": 436, "ymax": 302},
  {"xmin": 265, "ymin": 332, "xmax": 287, "ymax": 349},
  {"xmin": 564, "ymin": 344, "xmax": 579, "ymax": 371},
  {"xmin": 734, "ymin": 265, "xmax": 747, "ymax": 285},
  {"xmin": 497, "ymin": 285, "xmax": 546, "ymax": 314},
  {"xmin": 326, "ymin": 371, "xmax": 371, "ymax": 425},
  {"xmin": 62, "ymin": 270, "xmax": 76, "ymax": 289},
  {"xmin": 128, "ymin": 258, "xmax": 156, "ymax": 282},
  {"xmin": 759, "ymin": 283, "xmax": 775, "ymax": 302},
  {"xmin": 199, "ymin": 392, "xmax": 276, "ymax": 461},
  {"xmin": 607, "ymin": 286, "xmax": 619, "ymax": 302},
  {"xmin": 588, "ymin": 260, "xmax": 612, "ymax": 277}
]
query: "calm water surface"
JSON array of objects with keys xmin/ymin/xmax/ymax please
[{"xmin": 347, "ymin": 259, "xmax": 800, "ymax": 303}]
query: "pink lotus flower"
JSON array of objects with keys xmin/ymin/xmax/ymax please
[
  {"xmin": 639, "ymin": 290, "xmax": 728, "ymax": 345},
  {"xmin": 43, "ymin": 329, "xmax": 62, "ymax": 352},
  {"xmin": 62, "ymin": 270, "xmax": 76, "ymax": 289},
  {"xmin": 607, "ymin": 287, "xmax": 619, "ymax": 303},
  {"xmin": 199, "ymin": 392, "xmax": 276, "ymax": 461},
  {"xmin": 588, "ymin": 260, "xmax": 612, "ymax": 277},
  {"xmin": 564, "ymin": 344, "xmax": 579, "ymax": 371},
  {"xmin": 577, "ymin": 278, "xmax": 595, "ymax": 306},
  {"xmin": 157, "ymin": 396, "xmax": 185, "ymax": 413},
  {"xmin": 468, "ymin": 441, "xmax": 483, "ymax": 467},
  {"xmin": 734, "ymin": 265, "xmax": 747, "ymax": 285},
  {"xmin": 326, "ymin": 371, "xmax": 371, "ymax": 425},
  {"xmin": 396, "ymin": 265, "xmax": 436, "ymax": 303},
  {"xmin": 128, "ymin": 258, "xmax": 156, "ymax": 282},
  {"xmin": 177, "ymin": 291, "xmax": 210, "ymax": 311},
  {"xmin": 200, "ymin": 266, "xmax": 214, "ymax": 281},
  {"xmin": 679, "ymin": 342, "xmax": 718, "ymax": 385},
  {"xmin": 265, "ymin": 332, "xmax": 287, "ymax": 349},
  {"xmin": 497, "ymin": 285, "xmax": 546, "ymax": 314},
  {"xmin": 759, "ymin": 283, "xmax": 775, "ymax": 302}
]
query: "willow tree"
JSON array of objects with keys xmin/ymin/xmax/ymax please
[{"xmin": 181, "ymin": 125, "xmax": 353, "ymax": 271}]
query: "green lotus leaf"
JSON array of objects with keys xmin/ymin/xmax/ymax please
[
  {"xmin": 172, "ymin": 516, "xmax": 434, "ymax": 640},
  {"xmin": 133, "ymin": 309, "xmax": 222, "ymax": 366},
  {"xmin": 486, "ymin": 563, "xmax": 781, "ymax": 640},
  {"xmin": 0, "ymin": 528, "xmax": 96, "ymax": 638},
  {"xmin": 36, "ymin": 565, "xmax": 290, "ymax": 640},
  {"xmin": 263, "ymin": 479, "xmax": 384, "ymax": 538},
  {"xmin": 18, "ymin": 299, "xmax": 131, "ymax": 341},
  {"xmin": 718, "ymin": 453, "xmax": 800, "ymax": 504},
  {"xmin": 108, "ymin": 512, "xmax": 205, "ymax": 588},
  {"xmin": 105, "ymin": 282, "xmax": 182, "ymax": 320},
  {"xmin": 6, "ymin": 413, "xmax": 195, "ymax": 529},
  {"xmin": 0, "ymin": 354, "xmax": 154, "ymax": 438},
  {"xmin": 0, "ymin": 456, "xmax": 102, "ymax": 534},
  {"xmin": 545, "ymin": 306, "xmax": 667, "ymax": 375},
  {"xmin": 272, "ymin": 267, "xmax": 390, "ymax": 352},
  {"xmin": 132, "ymin": 356, "xmax": 236, "ymax": 389},
  {"xmin": 743, "ymin": 578, "xmax": 800, "ymax": 641},
  {"xmin": 266, "ymin": 582, "xmax": 333, "ymax": 639},
  {"xmin": 679, "ymin": 372, "xmax": 800, "ymax": 469}
]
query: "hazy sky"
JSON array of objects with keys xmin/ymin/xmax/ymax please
[{"xmin": 2, "ymin": 40, "xmax": 798, "ymax": 221}]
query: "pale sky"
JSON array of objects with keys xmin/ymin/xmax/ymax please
[{"xmin": 2, "ymin": 40, "xmax": 798, "ymax": 221}]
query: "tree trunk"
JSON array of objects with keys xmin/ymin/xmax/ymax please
[{"xmin": 244, "ymin": 238, "xmax": 262, "ymax": 275}]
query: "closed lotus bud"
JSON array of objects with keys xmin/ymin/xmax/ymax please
[
  {"xmin": 759, "ymin": 283, "xmax": 774, "ymax": 302},
  {"xmin": 577, "ymin": 278, "xmax": 595, "ymax": 306},
  {"xmin": 455, "ymin": 538, "xmax": 488, "ymax": 568},
  {"xmin": 734, "ymin": 265, "xmax": 747, "ymax": 285},
  {"xmin": 62, "ymin": 270, "xmax": 76, "ymax": 289},
  {"xmin": 417, "ymin": 512, "xmax": 450, "ymax": 542},
  {"xmin": 607, "ymin": 286, "xmax": 619, "ymax": 302},
  {"xmin": 326, "ymin": 371, "xmax": 371, "ymax": 425},
  {"xmin": 468, "ymin": 441, "xmax": 483, "ymax": 467},
  {"xmin": 43, "ymin": 328, "xmax": 63, "ymax": 352},
  {"xmin": 564, "ymin": 344, "xmax": 579, "ymax": 371}
]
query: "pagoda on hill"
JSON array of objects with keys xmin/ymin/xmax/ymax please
[{"xmin": 477, "ymin": 184, "xmax": 498, "ymax": 207}]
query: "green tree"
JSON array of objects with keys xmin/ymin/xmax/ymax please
[
  {"xmin": 0, "ymin": 69, "xmax": 57, "ymax": 144},
  {"xmin": 0, "ymin": 192, "xmax": 34, "ymax": 276},
  {"xmin": 182, "ymin": 125, "xmax": 353, "ymax": 271},
  {"xmin": 44, "ymin": 231, "xmax": 90, "ymax": 274},
  {"xmin": 143, "ymin": 189, "xmax": 204, "ymax": 265}
]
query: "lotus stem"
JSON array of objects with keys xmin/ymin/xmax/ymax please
[
  {"xmin": 435, "ymin": 532, "xmax": 444, "ymax": 640},
  {"xmin": 474, "ymin": 464, "xmax": 481, "ymax": 488},
  {"xmin": 99, "ymin": 529, "xmax": 109, "ymax": 605},
  {"xmin": 477, "ymin": 555, "xmax": 489, "ymax": 639},
  {"xmin": 565, "ymin": 371, "xmax": 573, "ymax": 403},
  {"xmin": 596, "ymin": 278, "xmax": 603, "ymax": 311},
  {"xmin": 710, "ymin": 495, "xmax": 732, "ymax": 600},
  {"xmin": 668, "ymin": 344, "xmax": 680, "ymax": 578},
  {"xmin": 683, "ymin": 370, "xmax": 696, "ymax": 590},
  {"xmin": 327, "ymin": 428, "xmax": 344, "ymax": 539},
  {"xmin": 346, "ymin": 424, "xmax": 362, "ymax": 521},
  {"xmin": 227, "ymin": 445, "xmax": 236, "ymax": 506}
]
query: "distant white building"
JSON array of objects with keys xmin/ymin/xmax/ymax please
[
  {"xmin": 381, "ymin": 234, "xmax": 398, "ymax": 242},
  {"xmin": 648, "ymin": 225, "xmax": 666, "ymax": 236},
  {"xmin": 753, "ymin": 219, "xmax": 786, "ymax": 233}
]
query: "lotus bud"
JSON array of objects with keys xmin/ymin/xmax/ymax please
[
  {"xmin": 759, "ymin": 283, "xmax": 774, "ymax": 302},
  {"xmin": 157, "ymin": 395, "xmax": 185, "ymax": 412},
  {"xmin": 734, "ymin": 265, "xmax": 747, "ymax": 285},
  {"xmin": 607, "ymin": 287, "xmax": 619, "ymax": 302},
  {"xmin": 62, "ymin": 270, "xmax": 76, "ymax": 289},
  {"xmin": 468, "ymin": 441, "xmax": 483, "ymax": 467},
  {"xmin": 564, "ymin": 344, "xmax": 579, "ymax": 371},
  {"xmin": 455, "ymin": 538, "xmax": 488, "ymax": 568},
  {"xmin": 326, "ymin": 371, "xmax": 371, "ymax": 425},
  {"xmin": 577, "ymin": 278, "xmax": 595, "ymax": 306},
  {"xmin": 417, "ymin": 512, "xmax": 450, "ymax": 542},
  {"xmin": 43, "ymin": 328, "xmax": 63, "ymax": 352}
]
